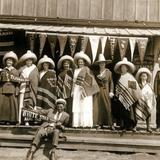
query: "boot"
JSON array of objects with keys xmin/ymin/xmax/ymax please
[
  {"xmin": 50, "ymin": 148, "xmax": 57, "ymax": 160},
  {"xmin": 146, "ymin": 117, "xmax": 152, "ymax": 133},
  {"xmin": 26, "ymin": 150, "xmax": 34, "ymax": 160}
]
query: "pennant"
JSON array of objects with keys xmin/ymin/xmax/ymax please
[
  {"xmin": 108, "ymin": 37, "xmax": 117, "ymax": 60},
  {"xmin": 129, "ymin": 38, "xmax": 136, "ymax": 62},
  {"xmin": 27, "ymin": 33, "xmax": 36, "ymax": 52},
  {"xmin": 48, "ymin": 35, "xmax": 57, "ymax": 58},
  {"xmin": 100, "ymin": 36, "xmax": 107, "ymax": 54},
  {"xmin": 118, "ymin": 38, "xmax": 129, "ymax": 60},
  {"xmin": 39, "ymin": 33, "xmax": 47, "ymax": 58},
  {"xmin": 57, "ymin": 35, "xmax": 68, "ymax": 57},
  {"xmin": 69, "ymin": 35, "xmax": 78, "ymax": 56},
  {"xmin": 89, "ymin": 36, "xmax": 100, "ymax": 62},
  {"xmin": 81, "ymin": 36, "xmax": 89, "ymax": 52},
  {"xmin": 137, "ymin": 38, "xmax": 148, "ymax": 64}
]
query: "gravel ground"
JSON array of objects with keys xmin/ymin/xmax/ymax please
[{"xmin": 0, "ymin": 148, "xmax": 160, "ymax": 160}]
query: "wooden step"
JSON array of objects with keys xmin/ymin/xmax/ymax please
[{"xmin": 0, "ymin": 125, "xmax": 160, "ymax": 153}]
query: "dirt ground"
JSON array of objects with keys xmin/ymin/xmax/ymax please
[{"xmin": 0, "ymin": 148, "xmax": 160, "ymax": 160}]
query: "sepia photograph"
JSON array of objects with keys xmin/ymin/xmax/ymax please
[{"xmin": 0, "ymin": 0, "xmax": 160, "ymax": 160}]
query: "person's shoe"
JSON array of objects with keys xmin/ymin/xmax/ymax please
[
  {"xmin": 110, "ymin": 126, "xmax": 115, "ymax": 131},
  {"xmin": 50, "ymin": 150, "xmax": 57, "ymax": 160},
  {"xmin": 132, "ymin": 127, "xmax": 137, "ymax": 133},
  {"xmin": 26, "ymin": 150, "xmax": 34, "ymax": 160},
  {"xmin": 156, "ymin": 128, "xmax": 160, "ymax": 132},
  {"xmin": 147, "ymin": 128, "xmax": 153, "ymax": 133}
]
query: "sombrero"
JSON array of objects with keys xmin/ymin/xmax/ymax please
[
  {"xmin": 74, "ymin": 51, "xmax": 91, "ymax": 66},
  {"xmin": 19, "ymin": 50, "xmax": 37, "ymax": 64},
  {"xmin": 114, "ymin": 57, "xmax": 135, "ymax": 74},
  {"xmin": 57, "ymin": 55, "xmax": 75, "ymax": 70},
  {"xmin": 3, "ymin": 51, "xmax": 18, "ymax": 65},
  {"xmin": 37, "ymin": 55, "xmax": 55, "ymax": 70},
  {"xmin": 94, "ymin": 53, "xmax": 112, "ymax": 64},
  {"xmin": 136, "ymin": 67, "xmax": 152, "ymax": 83}
]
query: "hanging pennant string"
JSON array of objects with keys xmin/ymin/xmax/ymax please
[
  {"xmin": 89, "ymin": 36, "xmax": 100, "ymax": 62},
  {"xmin": 48, "ymin": 35, "xmax": 57, "ymax": 58},
  {"xmin": 118, "ymin": 38, "xmax": 129, "ymax": 60},
  {"xmin": 69, "ymin": 35, "xmax": 78, "ymax": 57},
  {"xmin": 137, "ymin": 37, "xmax": 148, "ymax": 64},
  {"xmin": 57, "ymin": 35, "xmax": 68, "ymax": 57},
  {"xmin": 129, "ymin": 38, "xmax": 136, "ymax": 62},
  {"xmin": 39, "ymin": 33, "xmax": 47, "ymax": 58}
]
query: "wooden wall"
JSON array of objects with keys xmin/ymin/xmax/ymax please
[{"xmin": 0, "ymin": 0, "xmax": 160, "ymax": 22}]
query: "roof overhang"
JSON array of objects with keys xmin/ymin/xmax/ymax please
[{"xmin": 0, "ymin": 23, "xmax": 160, "ymax": 37}]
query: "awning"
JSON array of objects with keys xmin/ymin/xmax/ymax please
[{"xmin": 0, "ymin": 23, "xmax": 160, "ymax": 37}]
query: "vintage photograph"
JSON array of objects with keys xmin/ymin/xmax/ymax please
[{"xmin": 0, "ymin": 0, "xmax": 160, "ymax": 160}]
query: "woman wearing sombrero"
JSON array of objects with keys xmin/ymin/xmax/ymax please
[
  {"xmin": 0, "ymin": 51, "xmax": 20, "ymax": 124},
  {"xmin": 19, "ymin": 50, "xmax": 39, "ymax": 125},
  {"xmin": 57, "ymin": 55, "xmax": 75, "ymax": 126},
  {"xmin": 94, "ymin": 53, "xmax": 115, "ymax": 130},
  {"xmin": 36, "ymin": 55, "xmax": 58, "ymax": 110},
  {"xmin": 114, "ymin": 57, "xmax": 141, "ymax": 131},
  {"xmin": 135, "ymin": 67, "xmax": 156, "ymax": 132},
  {"xmin": 72, "ymin": 51, "xmax": 99, "ymax": 128}
]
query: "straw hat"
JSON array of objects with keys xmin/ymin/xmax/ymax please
[
  {"xmin": 135, "ymin": 67, "xmax": 152, "ymax": 83},
  {"xmin": 3, "ymin": 51, "xmax": 18, "ymax": 65},
  {"xmin": 114, "ymin": 57, "xmax": 135, "ymax": 74},
  {"xmin": 19, "ymin": 50, "xmax": 37, "ymax": 64},
  {"xmin": 55, "ymin": 98, "xmax": 66, "ymax": 106},
  {"xmin": 57, "ymin": 55, "xmax": 75, "ymax": 70},
  {"xmin": 37, "ymin": 55, "xmax": 55, "ymax": 70},
  {"xmin": 95, "ymin": 53, "xmax": 112, "ymax": 64},
  {"xmin": 74, "ymin": 51, "xmax": 91, "ymax": 66}
]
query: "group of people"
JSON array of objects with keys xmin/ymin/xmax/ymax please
[{"xmin": 0, "ymin": 50, "xmax": 158, "ymax": 133}]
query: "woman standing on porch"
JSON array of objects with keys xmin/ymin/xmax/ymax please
[
  {"xmin": 57, "ymin": 55, "xmax": 75, "ymax": 126},
  {"xmin": 94, "ymin": 53, "xmax": 115, "ymax": 130},
  {"xmin": 0, "ymin": 51, "xmax": 19, "ymax": 124},
  {"xmin": 19, "ymin": 50, "xmax": 39, "ymax": 125},
  {"xmin": 72, "ymin": 51, "xmax": 99, "ymax": 128},
  {"xmin": 36, "ymin": 55, "xmax": 58, "ymax": 110},
  {"xmin": 114, "ymin": 57, "xmax": 141, "ymax": 131},
  {"xmin": 135, "ymin": 67, "xmax": 156, "ymax": 132}
]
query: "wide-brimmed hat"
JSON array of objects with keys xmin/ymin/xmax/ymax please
[
  {"xmin": 55, "ymin": 98, "xmax": 66, "ymax": 106},
  {"xmin": 136, "ymin": 67, "xmax": 152, "ymax": 83},
  {"xmin": 57, "ymin": 55, "xmax": 75, "ymax": 70},
  {"xmin": 19, "ymin": 50, "xmax": 37, "ymax": 64},
  {"xmin": 114, "ymin": 57, "xmax": 135, "ymax": 74},
  {"xmin": 95, "ymin": 53, "xmax": 112, "ymax": 64},
  {"xmin": 3, "ymin": 51, "xmax": 18, "ymax": 65},
  {"xmin": 37, "ymin": 55, "xmax": 55, "ymax": 70},
  {"xmin": 74, "ymin": 51, "xmax": 91, "ymax": 66}
]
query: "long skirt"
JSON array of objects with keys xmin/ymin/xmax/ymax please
[
  {"xmin": 0, "ymin": 94, "xmax": 18, "ymax": 123},
  {"xmin": 72, "ymin": 84, "xmax": 93, "ymax": 127}
]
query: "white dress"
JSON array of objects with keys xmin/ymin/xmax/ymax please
[{"xmin": 72, "ymin": 68, "xmax": 93, "ymax": 127}]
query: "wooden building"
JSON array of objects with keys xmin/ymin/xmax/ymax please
[{"xmin": 0, "ymin": 0, "xmax": 159, "ymax": 127}]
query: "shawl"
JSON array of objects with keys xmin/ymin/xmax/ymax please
[
  {"xmin": 36, "ymin": 70, "xmax": 58, "ymax": 109},
  {"xmin": 58, "ymin": 69, "xmax": 73, "ymax": 99},
  {"xmin": 75, "ymin": 66, "xmax": 99, "ymax": 97},
  {"xmin": 115, "ymin": 72, "xmax": 141, "ymax": 110}
]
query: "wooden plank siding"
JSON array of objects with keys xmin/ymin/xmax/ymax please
[{"xmin": 0, "ymin": 0, "xmax": 160, "ymax": 23}]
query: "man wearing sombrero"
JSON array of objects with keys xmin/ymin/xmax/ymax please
[
  {"xmin": 19, "ymin": 50, "xmax": 39, "ymax": 125},
  {"xmin": 57, "ymin": 55, "xmax": 75, "ymax": 126},
  {"xmin": 114, "ymin": 57, "xmax": 141, "ymax": 131},
  {"xmin": 94, "ymin": 53, "xmax": 115, "ymax": 130},
  {"xmin": 136, "ymin": 67, "xmax": 156, "ymax": 132},
  {"xmin": 36, "ymin": 55, "xmax": 58, "ymax": 110}
]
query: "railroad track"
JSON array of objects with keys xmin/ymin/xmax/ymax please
[{"xmin": 0, "ymin": 125, "xmax": 160, "ymax": 154}]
